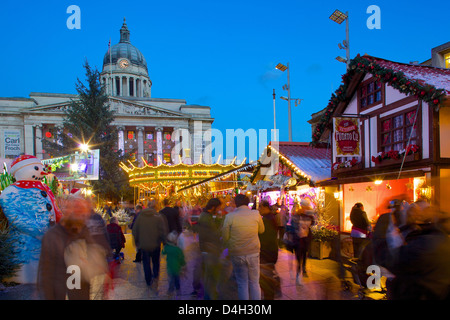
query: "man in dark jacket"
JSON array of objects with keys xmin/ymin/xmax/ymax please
[
  {"xmin": 386, "ymin": 202, "xmax": 450, "ymax": 300},
  {"xmin": 132, "ymin": 200, "xmax": 167, "ymax": 286},
  {"xmin": 160, "ymin": 198, "xmax": 182, "ymax": 235},
  {"xmin": 258, "ymin": 201, "xmax": 280, "ymax": 300},
  {"xmin": 197, "ymin": 198, "xmax": 222, "ymax": 299}
]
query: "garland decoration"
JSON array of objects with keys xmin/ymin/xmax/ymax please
[{"xmin": 311, "ymin": 55, "xmax": 447, "ymax": 147}]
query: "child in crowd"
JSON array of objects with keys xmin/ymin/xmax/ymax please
[{"xmin": 162, "ymin": 231, "xmax": 186, "ymax": 297}]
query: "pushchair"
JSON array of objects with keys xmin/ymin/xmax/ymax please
[{"xmin": 338, "ymin": 237, "xmax": 387, "ymax": 300}]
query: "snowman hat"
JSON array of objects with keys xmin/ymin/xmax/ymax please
[{"xmin": 10, "ymin": 155, "xmax": 43, "ymax": 176}]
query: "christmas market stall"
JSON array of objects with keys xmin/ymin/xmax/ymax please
[
  {"xmin": 250, "ymin": 142, "xmax": 333, "ymax": 216},
  {"xmin": 311, "ymin": 54, "xmax": 450, "ymax": 233}
]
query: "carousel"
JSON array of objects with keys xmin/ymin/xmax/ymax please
[{"xmin": 119, "ymin": 156, "xmax": 251, "ymax": 204}]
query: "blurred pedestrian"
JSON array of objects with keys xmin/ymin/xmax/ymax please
[
  {"xmin": 297, "ymin": 199, "xmax": 315, "ymax": 281},
  {"xmin": 38, "ymin": 194, "xmax": 108, "ymax": 300},
  {"xmin": 197, "ymin": 197, "xmax": 222, "ymax": 299},
  {"xmin": 385, "ymin": 201, "xmax": 450, "ymax": 300},
  {"xmin": 130, "ymin": 205, "xmax": 143, "ymax": 262},
  {"xmin": 160, "ymin": 198, "xmax": 182, "ymax": 235},
  {"xmin": 86, "ymin": 207, "xmax": 111, "ymax": 257},
  {"xmin": 258, "ymin": 200, "xmax": 280, "ymax": 300},
  {"xmin": 222, "ymin": 194, "xmax": 264, "ymax": 300},
  {"xmin": 107, "ymin": 217, "xmax": 126, "ymax": 261},
  {"xmin": 162, "ymin": 231, "xmax": 186, "ymax": 297},
  {"xmin": 132, "ymin": 200, "xmax": 167, "ymax": 286},
  {"xmin": 274, "ymin": 197, "xmax": 288, "ymax": 248},
  {"xmin": 350, "ymin": 202, "xmax": 372, "ymax": 258}
]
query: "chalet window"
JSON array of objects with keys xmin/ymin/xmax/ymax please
[
  {"xmin": 380, "ymin": 108, "xmax": 419, "ymax": 153},
  {"xmin": 445, "ymin": 52, "xmax": 450, "ymax": 69},
  {"xmin": 359, "ymin": 78, "xmax": 382, "ymax": 109}
]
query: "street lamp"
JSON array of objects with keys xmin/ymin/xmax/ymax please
[
  {"xmin": 275, "ymin": 62, "xmax": 293, "ymax": 142},
  {"xmin": 280, "ymin": 96, "xmax": 303, "ymax": 107},
  {"xmin": 79, "ymin": 143, "xmax": 90, "ymax": 153},
  {"xmin": 329, "ymin": 9, "xmax": 350, "ymax": 70}
]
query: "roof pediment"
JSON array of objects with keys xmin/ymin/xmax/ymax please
[
  {"xmin": 23, "ymin": 96, "xmax": 189, "ymax": 119},
  {"xmin": 108, "ymin": 97, "xmax": 188, "ymax": 118}
]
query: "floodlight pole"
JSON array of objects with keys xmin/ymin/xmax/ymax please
[
  {"xmin": 345, "ymin": 11, "xmax": 350, "ymax": 70},
  {"xmin": 273, "ymin": 89, "xmax": 277, "ymax": 142},
  {"xmin": 287, "ymin": 62, "xmax": 292, "ymax": 142}
]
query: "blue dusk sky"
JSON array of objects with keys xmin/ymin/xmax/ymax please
[{"xmin": 1, "ymin": 0, "xmax": 448, "ymax": 161}]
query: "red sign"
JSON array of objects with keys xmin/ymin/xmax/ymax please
[{"xmin": 334, "ymin": 118, "xmax": 361, "ymax": 156}]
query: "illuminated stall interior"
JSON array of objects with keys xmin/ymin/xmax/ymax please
[
  {"xmin": 341, "ymin": 175, "xmax": 430, "ymax": 232},
  {"xmin": 251, "ymin": 142, "xmax": 332, "ymax": 212}
]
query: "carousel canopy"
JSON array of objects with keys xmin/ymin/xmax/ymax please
[{"xmin": 119, "ymin": 157, "xmax": 248, "ymax": 192}]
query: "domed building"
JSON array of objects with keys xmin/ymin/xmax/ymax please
[
  {"xmin": 0, "ymin": 20, "xmax": 213, "ymax": 169},
  {"xmin": 101, "ymin": 19, "xmax": 152, "ymax": 98}
]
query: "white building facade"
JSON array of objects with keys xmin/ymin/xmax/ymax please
[{"xmin": 0, "ymin": 20, "xmax": 213, "ymax": 166}]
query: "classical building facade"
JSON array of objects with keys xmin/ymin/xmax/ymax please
[{"xmin": 0, "ymin": 20, "xmax": 213, "ymax": 167}]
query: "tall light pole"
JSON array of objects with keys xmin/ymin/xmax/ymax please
[
  {"xmin": 276, "ymin": 62, "xmax": 292, "ymax": 142},
  {"xmin": 272, "ymin": 89, "xmax": 277, "ymax": 142},
  {"xmin": 330, "ymin": 9, "xmax": 350, "ymax": 70}
]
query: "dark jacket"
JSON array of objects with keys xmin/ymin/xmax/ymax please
[
  {"xmin": 160, "ymin": 206, "xmax": 182, "ymax": 234},
  {"xmin": 38, "ymin": 224, "xmax": 95, "ymax": 300},
  {"xmin": 132, "ymin": 208, "xmax": 167, "ymax": 251},
  {"xmin": 107, "ymin": 222, "xmax": 126, "ymax": 250},
  {"xmin": 198, "ymin": 209, "xmax": 222, "ymax": 254},
  {"xmin": 350, "ymin": 207, "xmax": 370, "ymax": 233},
  {"xmin": 388, "ymin": 223, "xmax": 450, "ymax": 300},
  {"xmin": 259, "ymin": 213, "xmax": 279, "ymax": 264}
]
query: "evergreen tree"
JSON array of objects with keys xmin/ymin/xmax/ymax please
[{"xmin": 43, "ymin": 60, "xmax": 134, "ymax": 202}]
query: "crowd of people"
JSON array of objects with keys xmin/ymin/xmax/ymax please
[
  {"xmin": 35, "ymin": 191, "xmax": 450, "ymax": 300},
  {"xmin": 35, "ymin": 192, "xmax": 319, "ymax": 300},
  {"xmin": 348, "ymin": 197, "xmax": 450, "ymax": 300}
]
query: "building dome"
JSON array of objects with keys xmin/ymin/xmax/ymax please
[{"xmin": 102, "ymin": 19, "xmax": 148, "ymax": 73}]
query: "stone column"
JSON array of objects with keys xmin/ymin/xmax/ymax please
[
  {"xmin": 117, "ymin": 126, "xmax": 125, "ymax": 155},
  {"xmin": 156, "ymin": 127, "xmax": 163, "ymax": 165},
  {"xmin": 136, "ymin": 126, "xmax": 144, "ymax": 166},
  {"xmin": 24, "ymin": 125, "xmax": 34, "ymax": 155},
  {"xmin": 133, "ymin": 78, "xmax": 136, "ymax": 97},
  {"xmin": 55, "ymin": 124, "xmax": 64, "ymax": 146},
  {"xmin": 34, "ymin": 124, "xmax": 43, "ymax": 159}
]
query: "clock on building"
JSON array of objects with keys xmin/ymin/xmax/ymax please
[{"xmin": 118, "ymin": 58, "xmax": 130, "ymax": 69}]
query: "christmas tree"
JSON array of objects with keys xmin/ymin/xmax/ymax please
[{"xmin": 43, "ymin": 61, "xmax": 134, "ymax": 202}]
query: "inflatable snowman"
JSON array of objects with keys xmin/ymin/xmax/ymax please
[{"xmin": 0, "ymin": 155, "xmax": 62, "ymax": 283}]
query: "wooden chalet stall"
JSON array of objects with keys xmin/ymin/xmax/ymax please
[
  {"xmin": 312, "ymin": 54, "xmax": 450, "ymax": 232},
  {"xmin": 250, "ymin": 142, "xmax": 334, "ymax": 219}
]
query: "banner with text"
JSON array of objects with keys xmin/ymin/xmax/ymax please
[{"xmin": 334, "ymin": 117, "xmax": 361, "ymax": 157}]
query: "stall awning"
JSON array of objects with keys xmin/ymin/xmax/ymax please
[
  {"xmin": 253, "ymin": 142, "xmax": 332, "ymax": 186},
  {"xmin": 316, "ymin": 168, "xmax": 428, "ymax": 186}
]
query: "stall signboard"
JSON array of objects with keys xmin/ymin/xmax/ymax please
[
  {"xmin": 334, "ymin": 117, "xmax": 361, "ymax": 157},
  {"xmin": 4, "ymin": 130, "xmax": 22, "ymax": 158}
]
